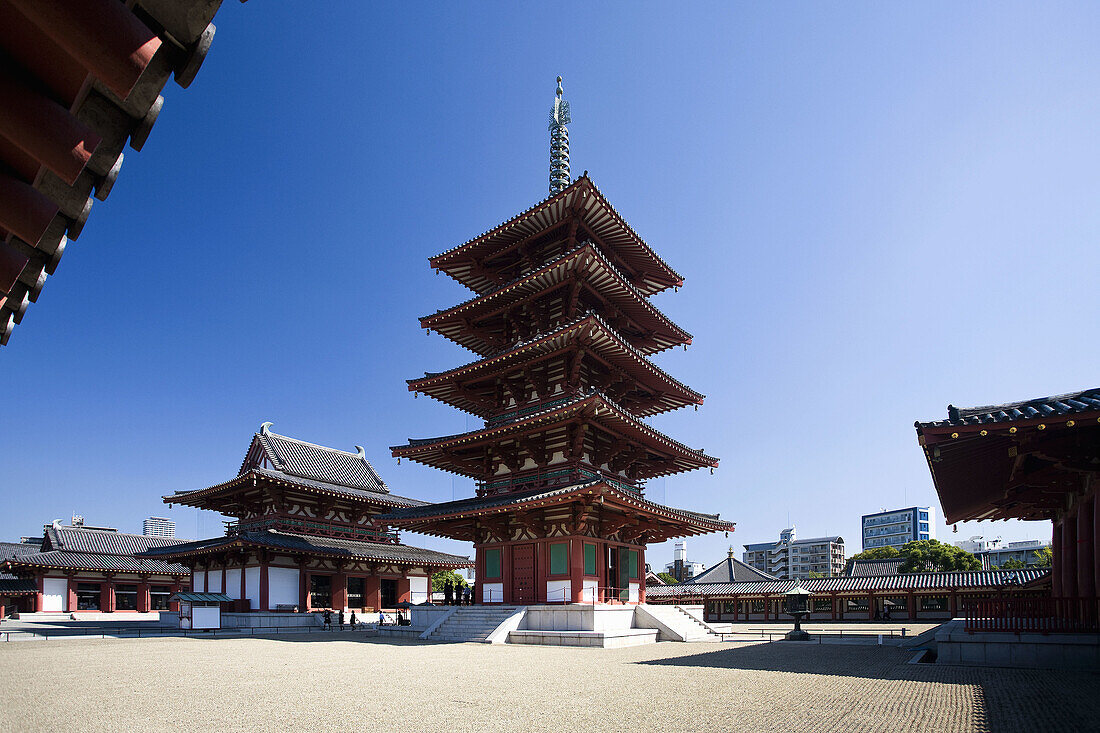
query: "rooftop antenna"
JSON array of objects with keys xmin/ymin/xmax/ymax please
[{"xmin": 548, "ymin": 76, "xmax": 571, "ymax": 195}]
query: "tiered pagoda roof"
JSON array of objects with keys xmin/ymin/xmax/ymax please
[
  {"xmin": 409, "ymin": 313, "xmax": 704, "ymax": 419},
  {"xmin": 390, "ymin": 172, "xmax": 730, "ymax": 541},
  {"xmin": 430, "ymin": 175, "xmax": 683, "ymax": 296},
  {"xmin": 422, "ymin": 243, "xmax": 692, "ymax": 356}
]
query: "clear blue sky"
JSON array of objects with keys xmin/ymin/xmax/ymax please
[{"xmin": 3, "ymin": 3, "xmax": 1097, "ymax": 567}]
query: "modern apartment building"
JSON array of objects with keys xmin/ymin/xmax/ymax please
[
  {"xmin": 743, "ymin": 527, "xmax": 845, "ymax": 579},
  {"xmin": 142, "ymin": 516, "xmax": 175, "ymax": 538},
  {"xmin": 663, "ymin": 541, "xmax": 705, "ymax": 582},
  {"xmin": 861, "ymin": 506, "xmax": 934, "ymax": 550}
]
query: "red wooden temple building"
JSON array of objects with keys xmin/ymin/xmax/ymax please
[
  {"xmin": 915, "ymin": 387, "xmax": 1100, "ymax": 629},
  {"xmin": 383, "ymin": 170, "xmax": 734, "ymax": 605},
  {"xmin": 142, "ymin": 425, "xmax": 470, "ymax": 613}
]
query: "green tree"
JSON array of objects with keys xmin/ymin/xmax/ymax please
[
  {"xmin": 1034, "ymin": 546, "xmax": 1053, "ymax": 567},
  {"xmin": 431, "ymin": 569, "xmax": 468, "ymax": 592},
  {"xmin": 897, "ymin": 540, "xmax": 981, "ymax": 573},
  {"xmin": 842, "ymin": 546, "xmax": 900, "ymax": 574},
  {"xmin": 997, "ymin": 558, "xmax": 1027, "ymax": 570},
  {"xmin": 807, "ymin": 570, "xmax": 825, "ymax": 579},
  {"xmin": 656, "ymin": 572, "xmax": 679, "ymax": 585}
]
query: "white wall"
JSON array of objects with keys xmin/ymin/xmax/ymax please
[
  {"xmin": 225, "ymin": 568, "xmax": 242, "ymax": 600},
  {"xmin": 192, "ymin": 606, "xmax": 220, "ymax": 629},
  {"xmin": 267, "ymin": 567, "xmax": 299, "ymax": 608},
  {"xmin": 482, "ymin": 582, "xmax": 503, "ymax": 603},
  {"xmin": 207, "ymin": 572, "xmax": 222, "ymax": 594},
  {"xmin": 546, "ymin": 580, "xmax": 571, "ymax": 603},
  {"xmin": 628, "ymin": 582, "xmax": 639, "ymax": 603},
  {"xmin": 408, "ymin": 576, "xmax": 429, "ymax": 604},
  {"xmin": 582, "ymin": 579, "xmax": 598, "ymax": 603},
  {"xmin": 244, "ymin": 567, "xmax": 261, "ymax": 611},
  {"xmin": 192, "ymin": 570, "xmax": 206, "ymax": 592},
  {"xmin": 42, "ymin": 578, "xmax": 67, "ymax": 612}
]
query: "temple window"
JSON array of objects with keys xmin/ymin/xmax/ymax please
[
  {"xmin": 76, "ymin": 583, "xmax": 101, "ymax": 610},
  {"xmin": 150, "ymin": 586, "xmax": 171, "ymax": 610},
  {"xmin": 115, "ymin": 584, "xmax": 138, "ymax": 611}
]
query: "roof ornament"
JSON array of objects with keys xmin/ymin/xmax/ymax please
[
  {"xmin": 260, "ymin": 421, "xmax": 273, "ymax": 436},
  {"xmin": 548, "ymin": 75, "xmax": 571, "ymax": 195},
  {"xmin": 355, "ymin": 445, "xmax": 367, "ymax": 463}
]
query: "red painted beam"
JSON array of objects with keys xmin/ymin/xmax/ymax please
[
  {"xmin": 0, "ymin": 66, "xmax": 100, "ymax": 185},
  {"xmin": 0, "ymin": 240, "xmax": 29, "ymax": 295},
  {"xmin": 8, "ymin": 0, "xmax": 162, "ymax": 102},
  {"xmin": 0, "ymin": 170, "xmax": 59, "ymax": 246}
]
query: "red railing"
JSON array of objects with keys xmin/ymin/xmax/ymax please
[{"xmin": 964, "ymin": 597, "xmax": 1100, "ymax": 634}]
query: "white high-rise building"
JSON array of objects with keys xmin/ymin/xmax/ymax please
[{"xmin": 143, "ymin": 516, "xmax": 175, "ymax": 538}]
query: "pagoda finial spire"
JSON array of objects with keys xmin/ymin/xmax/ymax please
[{"xmin": 548, "ymin": 75, "xmax": 571, "ymax": 195}]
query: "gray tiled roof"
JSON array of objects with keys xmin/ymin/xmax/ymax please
[
  {"xmin": 44, "ymin": 527, "xmax": 188, "ymax": 555},
  {"xmin": 0, "ymin": 541, "xmax": 42, "ymax": 587},
  {"xmin": 918, "ymin": 387, "xmax": 1100, "ymax": 428},
  {"xmin": 0, "ymin": 578, "xmax": 37, "ymax": 594},
  {"xmin": 845, "ymin": 558, "xmax": 905, "ymax": 577},
  {"xmin": 380, "ymin": 480, "xmax": 727, "ymax": 528},
  {"xmin": 249, "ymin": 427, "xmax": 390, "ymax": 493},
  {"xmin": 142, "ymin": 530, "xmax": 471, "ymax": 567},
  {"xmin": 167, "ymin": 467, "xmax": 427, "ymax": 509},
  {"xmin": 683, "ymin": 556, "xmax": 777, "ymax": 584},
  {"xmin": 645, "ymin": 568, "xmax": 1051, "ymax": 597},
  {"xmin": 4, "ymin": 550, "xmax": 188, "ymax": 575}
]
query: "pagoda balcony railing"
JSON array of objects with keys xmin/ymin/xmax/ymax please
[
  {"xmin": 226, "ymin": 517, "xmax": 400, "ymax": 544},
  {"xmin": 477, "ymin": 466, "xmax": 642, "ymax": 496},
  {"xmin": 964, "ymin": 597, "xmax": 1100, "ymax": 634}
]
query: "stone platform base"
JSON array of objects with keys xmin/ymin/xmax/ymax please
[
  {"xmin": 508, "ymin": 628, "xmax": 659, "ymax": 648},
  {"xmin": 219, "ymin": 612, "xmax": 321, "ymax": 629},
  {"xmin": 936, "ymin": 619, "xmax": 1100, "ymax": 670}
]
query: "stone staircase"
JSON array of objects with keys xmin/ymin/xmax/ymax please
[
  {"xmin": 427, "ymin": 606, "xmax": 521, "ymax": 643},
  {"xmin": 672, "ymin": 605, "xmax": 721, "ymax": 636},
  {"xmin": 638, "ymin": 604, "xmax": 717, "ymax": 642}
]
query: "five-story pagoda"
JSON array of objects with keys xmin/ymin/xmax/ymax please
[{"xmin": 383, "ymin": 79, "xmax": 733, "ymax": 605}]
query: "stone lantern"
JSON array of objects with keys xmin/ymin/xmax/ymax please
[{"xmin": 784, "ymin": 582, "xmax": 812, "ymax": 641}]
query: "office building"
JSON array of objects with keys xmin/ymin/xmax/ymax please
[
  {"xmin": 743, "ymin": 527, "xmax": 845, "ymax": 579},
  {"xmin": 861, "ymin": 506, "xmax": 935, "ymax": 550},
  {"xmin": 143, "ymin": 517, "xmax": 176, "ymax": 538}
]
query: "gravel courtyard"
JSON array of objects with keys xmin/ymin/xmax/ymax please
[{"xmin": 1, "ymin": 634, "xmax": 1097, "ymax": 732}]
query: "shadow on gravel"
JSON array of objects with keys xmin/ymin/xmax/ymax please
[{"xmin": 637, "ymin": 642, "xmax": 1100, "ymax": 732}]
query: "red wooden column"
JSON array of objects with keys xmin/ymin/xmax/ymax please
[
  {"xmin": 333, "ymin": 566, "xmax": 348, "ymax": 611},
  {"xmin": 867, "ymin": 592, "xmax": 875, "ymax": 620},
  {"xmin": 258, "ymin": 554, "xmax": 269, "ymax": 612},
  {"xmin": 66, "ymin": 575, "xmax": 76, "ymax": 613},
  {"xmin": 101, "ymin": 575, "xmax": 115, "ymax": 613},
  {"xmin": 1053, "ymin": 520, "xmax": 1064, "ymax": 596},
  {"xmin": 637, "ymin": 546, "xmax": 647, "ymax": 604},
  {"xmin": 137, "ymin": 576, "xmax": 150, "ymax": 613},
  {"xmin": 299, "ymin": 563, "xmax": 308, "ymax": 611},
  {"xmin": 830, "ymin": 594, "xmax": 837, "ymax": 621},
  {"xmin": 500, "ymin": 544, "xmax": 512, "ymax": 605},
  {"xmin": 397, "ymin": 577, "xmax": 411, "ymax": 605},
  {"xmin": 949, "ymin": 590, "xmax": 958, "ymax": 619},
  {"xmin": 35, "ymin": 575, "xmax": 43, "ymax": 612},
  {"xmin": 570, "ymin": 539, "xmax": 585, "ymax": 603},
  {"xmin": 907, "ymin": 591, "xmax": 916, "ymax": 620},
  {"xmin": 1062, "ymin": 510, "xmax": 1079, "ymax": 598},
  {"xmin": 365, "ymin": 574, "xmax": 381, "ymax": 612},
  {"xmin": 1077, "ymin": 496, "xmax": 1095, "ymax": 599},
  {"xmin": 1094, "ymin": 493, "xmax": 1100, "ymax": 599},
  {"xmin": 169, "ymin": 580, "xmax": 180, "ymax": 612},
  {"xmin": 763, "ymin": 595, "xmax": 770, "ymax": 621}
]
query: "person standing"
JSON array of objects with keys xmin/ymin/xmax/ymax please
[
  {"xmin": 444, "ymin": 579, "xmax": 453, "ymax": 606},
  {"xmin": 350, "ymin": 610, "xmax": 357, "ymax": 629},
  {"xmin": 338, "ymin": 609, "xmax": 345, "ymax": 630},
  {"xmin": 323, "ymin": 609, "xmax": 332, "ymax": 631}
]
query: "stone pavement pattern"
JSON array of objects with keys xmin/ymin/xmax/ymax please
[{"xmin": 0, "ymin": 634, "xmax": 1097, "ymax": 732}]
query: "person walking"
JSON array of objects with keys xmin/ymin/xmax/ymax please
[
  {"xmin": 338, "ymin": 609, "xmax": 345, "ymax": 630},
  {"xmin": 323, "ymin": 609, "xmax": 332, "ymax": 631},
  {"xmin": 350, "ymin": 610, "xmax": 357, "ymax": 629}
]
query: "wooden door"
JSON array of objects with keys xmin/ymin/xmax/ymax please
[{"xmin": 511, "ymin": 544, "xmax": 535, "ymax": 604}]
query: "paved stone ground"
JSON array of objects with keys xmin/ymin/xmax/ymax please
[{"xmin": 1, "ymin": 634, "xmax": 1097, "ymax": 732}]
